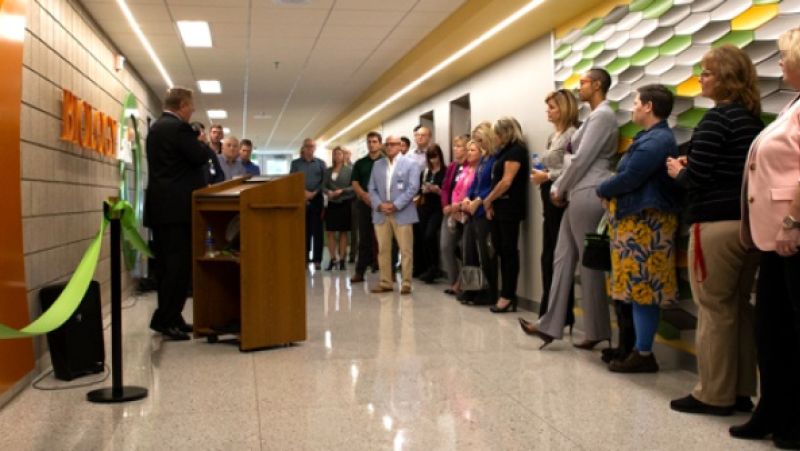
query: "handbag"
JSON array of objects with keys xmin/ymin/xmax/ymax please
[
  {"xmin": 459, "ymin": 225, "xmax": 488, "ymax": 291},
  {"xmin": 582, "ymin": 214, "xmax": 611, "ymax": 271}
]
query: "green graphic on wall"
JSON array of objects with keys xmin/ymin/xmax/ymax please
[
  {"xmin": 118, "ymin": 92, "xmax": 145, "ymax": 272},
  {"xmin": 554, "ymin": 0, "xmax": 797, "ymax": 150}
]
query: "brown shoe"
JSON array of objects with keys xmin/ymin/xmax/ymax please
[
  {"xmin": 608, "ymin": 351, "xmax": 659, "ymax": 373},
  {"xmin": 370, "ymin": 286, "xmax": 393, "ymax": 293},
  {"xmin": 400, "ymin": 286, "xmax": 411, "ymax": 295},
  {"xmin": 350, "ymin": 274, "xmax": 365, "ymax": 283}
]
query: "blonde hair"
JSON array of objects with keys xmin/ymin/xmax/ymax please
[
  {"xmin": 452, "ymin": 134, "xmax": 469, "ymax": 149},
  {"xmin": 702, "ymin": 44, "xmax": 761, "ymax": 116},
  {"xmin": 472, "ymin": 121, "xmax": 496, "ymax": 155},
  {"xmin": 493, "ymin": 117, "xmax": 524, "ymax": 147},
  {"xmin": 545, "ymin": 90, "xmax": 580, "ymax": 131},
  {"xmin": 466, "ymin": 139, "xmax": 485, "ymax": 157},
  {"xmin": 779, "ymin": 27, "xmax": 800, "ymax": 72}
]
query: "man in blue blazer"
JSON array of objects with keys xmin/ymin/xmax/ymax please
[{"xmin": 368, "ymin": 135, "xmax": 421, "ymax": 294}]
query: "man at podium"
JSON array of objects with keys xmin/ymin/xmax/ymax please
[{"xmin": 144, "ymin": 87, "xmax": 208, "ymax": 340}]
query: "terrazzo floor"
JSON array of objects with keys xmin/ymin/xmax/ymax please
[{"xmin": 0, "ymin": 266, "xmax": 771, "ymax": 450}]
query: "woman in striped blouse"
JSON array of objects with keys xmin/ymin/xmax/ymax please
[{"xmin": 666, "ymin": 44, "xmax": 763, "ymax": 416}]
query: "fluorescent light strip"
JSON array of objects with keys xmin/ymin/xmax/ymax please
[
  {"xmin": 324, "ymin": 0, "xmax": 545, "ymax": 144},
  {"xmin": 207, "ymin": 109, "xmax": 228, "ymax": 119},
  {"xmin": 177, "ymin": 21, "xmax": 213, "ymax": 48},
  {"xmin": 115, "ymin": 0, "xmax": 173, "ymax": 87}
]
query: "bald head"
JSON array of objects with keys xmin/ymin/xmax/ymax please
[
  {"xmin": 384, "ymin": 135, "xmax": 402, "ymax": 160},
  {"xmin": 221, "ymin": 136, "xmax": 240, "ymax": 161}
]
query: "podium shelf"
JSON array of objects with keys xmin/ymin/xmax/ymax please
[{"xmin": 196, "ymin": 256, "xmax": 241, "ymax": 264}]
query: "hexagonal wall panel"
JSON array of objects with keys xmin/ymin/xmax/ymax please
[
  {"xmin": 606, "ymin": 30, "xmax": 632, "ymax": 50},
  {"xmin": 732, "ymin": 5, "xmax": 779, "ymax": 30},
  {"xmin": 780, "ymin": 0, "xmax": 800, "ymax": 13},
  {"xmin": 631, "ymin": 19, "xmax": 660, "ymax": 38},
  {"xmin": 755, "ymin": 14, "xmax": 800, "ymax": 40},
  {"xmin": 694, "ymin": 21, "xmax": 731, "ymax": 44},
  {"xmin": 744, "ymin": 40, "xmax": 779, "ymax": 64},
  {"xmin": 594, "ymin": 24, "xmax": 618, "ymax": 42},
  {"xmin": 692, "ymin": 0, "xmax": 725, "ymax": 13},
  {"xmin": 554, "ymin": 0, "xmax": 794, "ymax": 160},
  {"xmin": 710, "ymin": 0, "xmax": 754, "ymax": 21},
  {"xmin": 675, "ymin": 13, "xmax": 712, "ymax": 35},
  {"xmin": 659, "ymin": 5, "xmax": 692, "ymax": 26},
  {"xmin": 646, "ymin": 27, "xmax": 676, "ymax": 47},
  {"xmin": 763, "ymin": 90, "xmax": 799, "ymax": 114},
  {"xmin": 618, "ymin": 11, "xmax": 645, "ymax": 31}
]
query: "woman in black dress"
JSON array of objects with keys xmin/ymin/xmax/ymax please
[
  {"xmin": 323, "ymin": 147, "xmax": 354, "ymax": 270},
  {"xmin": 417, "ymin": 144, "xmax": 446, "ymax": 282}
]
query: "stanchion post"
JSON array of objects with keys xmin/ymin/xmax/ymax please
[{"xmin": 87, "ymin": 200, "xmax": 148, "ymax": 403}]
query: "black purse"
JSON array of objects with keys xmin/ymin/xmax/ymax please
[{"xmin": 582, "ymin": 214, "xmax": 611, "ymax": 271}]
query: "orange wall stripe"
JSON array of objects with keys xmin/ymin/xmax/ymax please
[{"xmin": 0, "ymin": 0, "xmax": 34, "ymax": 396}]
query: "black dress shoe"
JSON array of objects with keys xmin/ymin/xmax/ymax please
[
  {"xmin": 670, "ymin": 394, "xmax": 733, "ymax": 416},
  {"xmin": 608, "ymin": 351, "xmax": 659, "ymax": 373},
  {"xmin": 176, "ymin": 322, "xmax": 193, "ymax": 333},
  {"xmin": 160, "ymin": 327, "xmax": 190, "ymax": 341},
  {"xmin": 730, "ymin": 416, "xmax": 772, "ymax": 440},
  {"xmin": 774, "ymin": 436, "xmax": 800, "ymax": 449}
]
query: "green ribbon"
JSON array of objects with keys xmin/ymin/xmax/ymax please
[{"xmin": 0, "ymin": 200, "xmax": 151, "ymax": 339}]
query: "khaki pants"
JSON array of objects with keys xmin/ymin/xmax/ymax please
[
  {"xmin": 690, "ymin": 220, "xmax": 759, "ymax": 406},
  {"xmin": 375, "ymin": 217, "xmax": 413, "ymax": 290}
]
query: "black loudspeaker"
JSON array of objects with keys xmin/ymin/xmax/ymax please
[{"xmin": 39, "ymin": 281, "xmax": 105, "ymax": 381}]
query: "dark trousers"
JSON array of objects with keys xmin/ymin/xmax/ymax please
[
  {"xmin": 539, "ymin": 181, "xmax": 575, "ymax": 323},
  {"xmin": 490, "ymin": 217, "xmax": 521, "ymax": 301},
  {"xmin": 416, "ymin": 206, "xmax": 443, "ymax": 276},
  {"xmin": 751, "ymin": 251, "xmax": 800, "ymax": 440},
  {"xmin": 150, "ymin": 223, "xmax": 192, "ymax": 329},
  {"xmin": 355, "ymin": 201, "xmax": 376, "ymax": 275},
  {"xmin": 462, "ymin": 216, "xmax": 497, "ymax": 303},
  {"xmin": 305, "ymin": 195, "xmax": 324, "ymax": 263},
  {"xmin": 349, "ymin": 201, "xmax": 358, "ymax": 261}
]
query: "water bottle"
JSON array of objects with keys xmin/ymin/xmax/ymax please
[
  {"xmin": 204, "ymin": 227, "xmax": 217, "ymax": 257},
  {"xmin": 531, "ymin": 153, "xmax": 545, "ymax": 171}
]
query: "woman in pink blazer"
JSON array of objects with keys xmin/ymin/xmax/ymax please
[{"xmin": 733, "ymin": 27, "xmax": 800, "ymax": 449}]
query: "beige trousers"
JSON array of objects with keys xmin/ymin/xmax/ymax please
[
  {"xmin": 375, "ymin": 217, "xmax": 413, "ymax": 290},
  {"xmin": 690, "ymin": 220, "xmax": 759, "ymax": 406}
]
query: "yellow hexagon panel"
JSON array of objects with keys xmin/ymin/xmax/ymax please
[
  {"xmin": 676, "ymin": 76, "xmax": 702, "ymax": 97},
  {"xmin": 563, "ymin": 73, "xmax": 582, "ymax": 90},
  {"xmin": 732, "ymin": 4, "xmax": 780, "ymax": 30}
]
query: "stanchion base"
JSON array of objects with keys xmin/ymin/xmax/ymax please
[{"xmin": 87, "ymin": 386, "xmax": 148, "ymax": 403}]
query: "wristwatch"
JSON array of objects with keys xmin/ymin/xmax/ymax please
[{"xmin": 782, "ymin": 214, "xmax": 800, "ymax": 230}]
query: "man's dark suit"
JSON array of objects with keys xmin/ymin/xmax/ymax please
[{"xmin": 144, "ymin": 112, "xmax": 208, "ymax": 331}]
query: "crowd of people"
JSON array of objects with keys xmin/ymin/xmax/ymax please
[{"xmin": 144, "ymin": 28, "xmax": 800, "ymax": 448}]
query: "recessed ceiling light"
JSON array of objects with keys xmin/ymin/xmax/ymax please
[
  {"xmin": 177, "ymin": 21, "xmax": 212, "ymax": 48},
  {"xmin": 207, "ymin": 110, "xmax": 227, "ymax": 119},
  {"xmin": 197, "ymin": 80, "xmax": 221, "ymax": 94}
]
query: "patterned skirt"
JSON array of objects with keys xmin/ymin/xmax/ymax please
[{"xmin": 607, "ymin": 200, "xmax": 678, "ymax": 306}]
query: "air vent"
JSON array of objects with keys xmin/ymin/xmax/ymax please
[{"xmin": 273, "ymin": 0, "xmax": 311, "ymax": 5}]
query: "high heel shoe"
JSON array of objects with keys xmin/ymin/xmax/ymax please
[
  {"xmin": 573, "ymin": 338, "xmax": 610, "ymax": 350},
  {"xmin": 325, "ymin": 259, "xmax": 338, "ymax": 271},
  {"xmin": 338, "ymin": 260, "xmax": 345, "ymax": 270},
  {"xmin": 490, "ymin": 298, "xmax": 517, "ymax": 313},
  {"xmin": 567, "ymin": 323, "xmax": 574, "ymax": 336},
  {"xmin": 518, "ymin": 318, "xmax": 555, "ymax": 349}
]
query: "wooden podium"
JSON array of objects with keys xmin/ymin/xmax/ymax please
[{"xmin": 192, "ymin": 174, "xmax": 306, "ymax": 351}]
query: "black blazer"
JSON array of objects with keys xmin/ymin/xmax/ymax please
[{"xmin": 144, "ymin": 112, "xmax": 208, "ymax": 226}]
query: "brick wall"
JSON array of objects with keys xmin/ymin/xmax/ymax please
[{"xmin": 20, "ymin": 0, "xmax": 160, "ymax": 364}]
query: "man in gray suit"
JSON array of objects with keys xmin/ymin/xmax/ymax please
[
  {"xmin": 526, "ymin": 68, "xmax": 617, "ymax": 348},
  {"xmin": 368, "ymin": 135, "xmax": 421, "ymax": 294}
]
